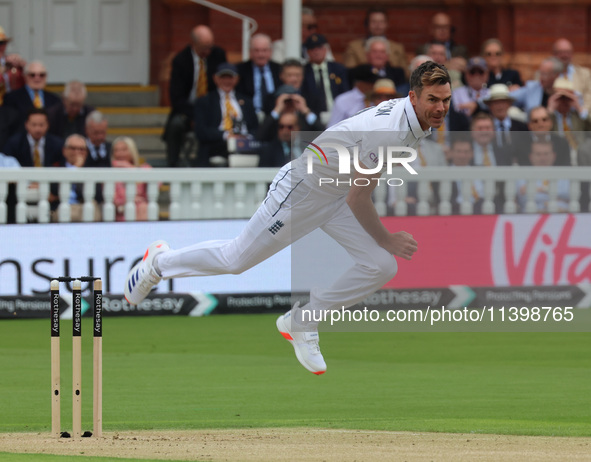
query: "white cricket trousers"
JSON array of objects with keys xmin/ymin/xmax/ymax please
[{"xmin": 157, "ymin": 164, "xmax": 398, "ymax": 316}]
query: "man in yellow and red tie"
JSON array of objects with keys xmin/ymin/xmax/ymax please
[{"xmin": 163, "ymin": 25, "xmax": 227, "ymax": 167}]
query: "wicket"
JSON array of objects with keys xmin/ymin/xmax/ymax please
[{"xmin": 50, "ymin": 277, "xmax": 103, "ymax": 438}]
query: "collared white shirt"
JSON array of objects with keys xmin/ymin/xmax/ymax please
[
  {"xmin": 312, "ymin": 61, "xmax": 333, "ymax": 111},
  {"xmin": 27, "ymin": 133, "xmax": 45, "ymax": 165}
]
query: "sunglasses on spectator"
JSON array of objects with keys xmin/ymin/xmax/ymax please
[
  {"xmin": 485, "ymin": 51, "xmax": 502, "ymax": 57},
  {"xmin": 28, "ymin": 72, "xmax": 47, "ymax": 78},
  {"xmin": 66, "ymin": 145, "xmax": 87, "ymax": 151},
  {"xmin": 278, "ymin": 124, "xmax": 295, "ymax": 129},
  {"xmin": 306, "ymin": 24, "xmax": 318, "ymax": 30},
  {"xmin": 468, "ymin": 69, "xmax": 486, "ymax": 75},
  {"xmin": 530, "ymin": 117, "xmax": 549, "ymax": 123}
]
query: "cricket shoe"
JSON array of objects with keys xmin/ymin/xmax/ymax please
[
  {"xmin": 276, "ymin": 306, "xmax": 326, "ymax": 375},
  {"xmin": 124, "ymin": 240, "xmax": 170, "ymax": 305}
]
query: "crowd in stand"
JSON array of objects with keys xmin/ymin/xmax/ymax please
[{"xmin": 1, "ymin": 7, "xmax": 591, "ymax": 221}]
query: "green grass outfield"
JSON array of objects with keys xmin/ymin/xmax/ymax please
[{"xmin": 1, "ymin": 315, "xmax": 590, "ymax": 442}]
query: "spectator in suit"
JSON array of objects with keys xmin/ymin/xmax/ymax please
[
  {"xmin": 517, "ymin": 140, "xmax": 570, "ymax": 213},
  {"xmin": 327, "ymin": 65, "xmax": 378, "ymax": 127},
  {"xmin": 482, "ymin": 38, "xmax": 523, "ymax": 90},
  {"xmin": 470, "ymin": 112, "xmax": 511, "ymax": 166},
  {"xmin": 484, "ymin": 84, "xmax": 529, "ymax": 165},
  {"xmin": 510, "ymin": 57, "xmax": 563, "ymax": 116},
  {"xmin": 2, "ymin": 60, "xmax": 60, "ymax": 134},
  {"xmin": 452, "ymin": 57, "xmax": 490, "ymax": 117},
  {"xmin": 361, "ymin": 37, "xmax": 407, "ymax": 95},
  {"xmin": 448, "ymin": 134, "xmax": 483, "ymax": 214},
  {"xmin": 343, "ymin": 7, "xmax": 408, "ymax": 72},
  {"xmin": 85, "ymin": 110, "xmax": 111, "ymax": 168},
  {"xmin": 163, "ymin": 25, "xmax": 227, "ymax": 167},
  {"xmin": 48, "ymin": 80, "xmax": 94, "ymax": 139},
  {"xmin": 548, "ymin": 77, "xmax": 591, "ymax": 160},
  {"xmin": 0, "ymin": 26, "xmax": 25, "ymax": 102},
  {"xmin": 426, "ymin": 41, "xmax": 465, "ymax": 91},
  {"xmin": 525, "ymin": 106, "xmax": 571, "ymax": 166},
  {"xmin": 417, "ymin": 12, "xmax": 467, "ymax": 59},
  {"xmin": 271, "ymin": 7, "xmax": 335, "ymax": 63},
  {"xmin": 3, "ymin": 108, "xmax": 64, "ymax": 167},
  {"xmin": 194, "ymin": 63, "xmax": 259, "ymax": 167},
  {"xmin": 259, "ymin": 111, "xmax": 301, "ymax": 168},
  {"xmin": 258, "ymin": 84, "xmax": 324, "ymax": 142},
  {"xmin": 236, "ymin": 34, "xmax": 282, "ymax": 114},
  {"xmin": 301, "ymin": 34, "xmax": 349, "ymax": 116},
  {"xmin": 111, "ymin": 136, "xmax": 152, "ymax": 221},
  {"xmin": 552, "ymin": 38, "xmax": 591, "ymax": 113}
]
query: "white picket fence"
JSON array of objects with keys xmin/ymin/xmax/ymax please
[{"xmin": 0, "ymin": 166, "xmax": 590, "ymax": 224}]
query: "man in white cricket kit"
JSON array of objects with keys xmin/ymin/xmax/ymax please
[{"xmin": 125, "ymin": 62, "xmax": 452, "ymax": 375}]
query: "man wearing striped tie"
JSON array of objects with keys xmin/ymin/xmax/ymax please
[{"xmin": 163, "ymin": 25, "xmax": 227, "ymax": 167}]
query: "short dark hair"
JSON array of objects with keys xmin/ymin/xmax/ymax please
[
  {"xmin": 449, "ymin": 132, "xmax": 473, "ymax": 149},
  {"xmin": 409, "ymin": 61, "xmax": 451, "ymax": 96},
  {"xmin": 26, "ymin": 107, "xmax": 49, "ymax": 122},
  {"xmin": 470, "ymin": 112, "xmax": 494, "ymax": 128},
  {"xmin": 281, "ymin": 59, "xmax": 303, "ymax": 72}
]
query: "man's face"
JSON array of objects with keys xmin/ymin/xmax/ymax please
[
  {"xmin": 409, "ymin": 83, "xmax": 451, "ymax": 129},
  {"xmin": 281, "ymin": 66, "xmax": 303, "ymax": 89},
  {"xmin": 367, "ymin": 12, "xmax": 387, "ymax": 36},
  {"xmin": 214, "ymin": 74, "xmax": 239, "ymax": 93},
  {"xmin": 556, "ymin": 92, "xmax": 575, "ymax": 115},
  {"xmin": 471, "ymin": 119, "xmax": 495, "ymax": 145},
  {"xmin": 487, "ymin": 99, "xmax": 511, "ymax": 120},
  {"xmin": 528, "ymin": 108, "xmax": 553, "ymax": 132},
  {"xmin": 25, "ymin": 114, "xmax": 49, "ymax": 140},
  {"xmin": 278, "ymin": 113, "xmax": 298, "ymax": 143},
  {"xmin": 431, "ymin": 14, "xmax": 452, "ymax": 42},
  {"xmin": 529, "ymin": 143, "xmax": 555, "ymax": 166},
  {"xmin": 465, "ymin": 67, "xmax": 488, "ymax": 91},
  {"xmin": 553, "ymin": 40, "xmax": 573, "ymax": 67},
  {"xmin": 86, "ymin": 121, "xmax": 108, "ymax": 146},
  {"xmin": 539, "ymin": 62, "xmax": 559, "ymax": 91},
  {"xmin": 250, "ymin": 37, "xmax": 272, "ymax": 67},
  {"xmin": 427, "ymin": 44, "xmax": 447, "ymax": 65},
  {"xmin": 483, "ymin": 43, "xmax": 503, "ymax": 69},
  {"xmin": 25, "ymin": 62, "xmax": 47, "ymax": 91},
  {"xmin": 64, "ymin": 95, "xmax": 85, "ymax": 118},
  {"xmin": 449, "ymin": 141, "xmax": 473, "ymax": 166},
  {"xmin": 307, "ymin": 45, "xmax": 327, "ymax": 64},
  {"xmin": 367, "ymin": 42, "xmax": 388, "ymax": 69},
  {"xmin": 63, "ymin": 137, "xmax": 88, "ymax": 166}
]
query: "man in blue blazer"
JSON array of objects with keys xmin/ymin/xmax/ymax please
[{"xmin": 194, "ymin": 64, "xmax": 259, "ymax": 167}]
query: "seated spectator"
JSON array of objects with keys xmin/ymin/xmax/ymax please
[
  {"xmin": 3, "ymin": 108, "xmax": 64, "ymax": 167},
  {"xmin": 327, "ymin": 65, "xmax": 377, "ymax": 127},
  {"xmin": 48, "ymin": 80, "xmax": 94, "ymax": 139},
  {"xmin": 482, "ymin": 38, "xmax": 523, "ymax": 90},
  {"xmin": 259, "ymin": 111, "xmax": 301, "ymax": 167},
  {"xmin": 417, "ymin": 12, "xmax": 468, "ymax": 60},
  {"xmin": 162, "ymin": 25, "xmax": 227, "ymax": 167},
  {"xmin": 425, "ymin": 41, "xmax": 465, "ymax": 91},
  {"xmin": 526, "ymin": 106, "xmax": 570, "ymax": 166},
  {"xmin": 236, "ymin": 34, "xmax": 282, "ymax": 115},
  {"xmin": 448, "ymin": 134, "xmax": 483, "ymax": 215},
  {"xmin": 552, "ymin": 38, "xmax": 591, "ymax": 113},
  {"xmin": 510, "ymin": 57, "xmax": 563, "ymax": 116},
  {"xmin": 194, "ymin": 63, "xmax": 258, "ymax": 167},
  {"xmin": 271, "ymin": 7, "xmax": 335, "ymax": 63},
  {"xmin": 470, "ymin": 112, "xmax": 511, "ymax": 166},
  {"xmin": 301, "ymin": 34, "xmax": 349, "ymax": 115},
  {"xmin": 85, "ymin": 111, "xmax": 111, "ymax": 168},
  {"xmin": 517, "ymin": 140, "xmax": 569, "ymax": 213},
  {"xmin": 2, "ymin": 60, "xmax": 60, "ymax": 133},
  {"xmin": 359, "ymin": 37, "xmax": 407, "ymax": 95},
  {"xmin": 548, "ymin": 77, "xmax": 591, "ymax": 159},
  {"xmin": 452, "ymin": 57, "xmax": 490, "ymax": 117},
  {"xmin": 483, "ymin": 84, "xmax": 529, "ymax": 165},
  {"xmin": 111, "ymin": 136, "xmax": 151, "ymax": 221},
  {"xmin": 343, "ymin": 7, "xmax": 408, "ymax": 72},
  {"xmin": 367, "ymin": 79, "xmax": 399, "ymax": 107},
  {"xmin": 60, "ymin": 134, "xmax": 101, "ymax": 222},
  {"xmin": 257, "ymin": 84, "xmax": 323, "ymax": 142},
  {"xmin": 0, "ymin": 26, "xmax": 25, "ymax": 102}
]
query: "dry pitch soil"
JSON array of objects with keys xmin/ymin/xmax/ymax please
[{"xmin": 1, "ymin": 428, "xmax": 591, "ymax": 461}]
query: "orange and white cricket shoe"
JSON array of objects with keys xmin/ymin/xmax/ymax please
[
  {"xmin": 124, "ymin": 240, "xmax": 170, "ymax": 305},
  {"xmin": 276, "ymin": 305, "xmax": 326, "ymax": 375}
]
